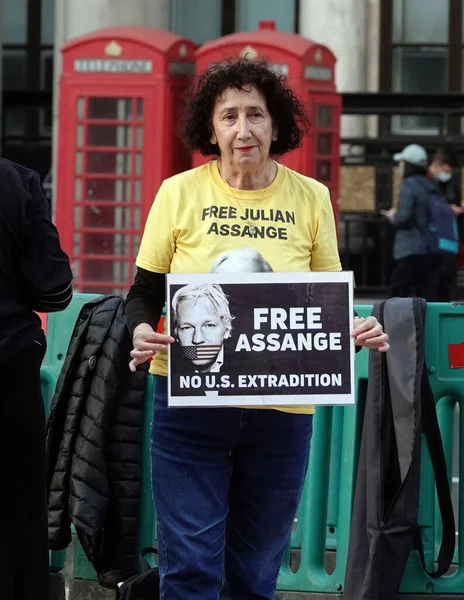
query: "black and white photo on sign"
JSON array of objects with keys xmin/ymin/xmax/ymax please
[{"xmin": 167, "ymin": 266, "xmax": 355, "ymax": 408}]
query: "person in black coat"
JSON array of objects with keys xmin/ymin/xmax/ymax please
[
  {"xmin": 429, "ymin": 147, "xmax": 463, "ymax": 301},
  {"xmin": 0, "ymin": 159, "xmax": 73, "ymax": 600}
]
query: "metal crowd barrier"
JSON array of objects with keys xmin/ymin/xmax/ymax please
[{"xmin": 41, "ymin": 296, "xmax": 464, "ymax": 595}]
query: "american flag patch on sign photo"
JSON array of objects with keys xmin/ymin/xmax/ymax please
[{"xmin": 181, "ymin": 345, "xmax": 221, "ymax": 361}]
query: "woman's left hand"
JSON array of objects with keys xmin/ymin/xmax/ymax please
[{"xmin": 351, "ymin": 316, "xmax": 390, "ymax": 352}]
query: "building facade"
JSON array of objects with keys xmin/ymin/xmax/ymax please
[
  {"xmin": 1, "ymin": 0, "xmax": 463, "ymax": 292},
  {"xmin": 2, "ymin": 0, "xmax": 462, "ymax": 182}
]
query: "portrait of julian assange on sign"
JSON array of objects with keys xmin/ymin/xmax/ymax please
[{"xmin": 167, "ymin": 271, "xmax": 355, "ymax": 407}]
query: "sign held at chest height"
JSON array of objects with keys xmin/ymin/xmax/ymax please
[{"xmin": 167, "ymin": 271, "xmax": 355, "ymax": 407}]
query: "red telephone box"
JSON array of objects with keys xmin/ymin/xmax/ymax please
[
  {"xmin": 194, "ymin": 21, "xmax": 341, "ymax": 224},
  {"xmin": 56, "ymin": 26, "xmax": 196, "ymax": 295}
]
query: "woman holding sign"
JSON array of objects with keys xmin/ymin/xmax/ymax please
[{"xmin": 125, "ymin": 59, "xmax": 389, "ymax": 600}]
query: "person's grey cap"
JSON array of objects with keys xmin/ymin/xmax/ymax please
[{"xmin": 393, "ymin": 144, "xmax": 428, "ymax": 166}]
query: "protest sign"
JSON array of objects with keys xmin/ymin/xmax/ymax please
[{"xmin": 167, "ymin": 271, "xmax": 355, "ymax": 407}]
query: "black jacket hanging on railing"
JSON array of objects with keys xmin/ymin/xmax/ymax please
[
  {"xmin": 344, "ymin": 297, "xmax": 456, "ymax": 600},
  {"xmin": 46, "ymin": 295, "xmax": 147, "ymax": 588}
]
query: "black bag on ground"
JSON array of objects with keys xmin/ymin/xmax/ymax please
[{"xmin": 117, "ymin": 547, "xmax": 159, "ymax": 600}]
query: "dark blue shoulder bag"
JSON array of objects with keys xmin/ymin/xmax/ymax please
[{"xmin": 424, "ymin": 184, "xmax": 459, "ymax": 255}]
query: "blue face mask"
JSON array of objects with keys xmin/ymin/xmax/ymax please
[{"xmin": 437, "ymin": 171, "xmax": 452, "ymax": 183}]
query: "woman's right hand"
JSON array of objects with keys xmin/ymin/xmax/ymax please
[{"xmin": 129, "ymin": 329, "xmax": 175, "ymax": 372}]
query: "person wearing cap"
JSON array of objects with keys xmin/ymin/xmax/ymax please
[{"xmin": 381, "ymin": 144, "xmax": 443, "ymax": 301}]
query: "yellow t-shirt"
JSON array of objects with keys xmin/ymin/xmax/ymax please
[{"xmin": 136, "ymin": 160, "xmax": 342, "ymax": 414}]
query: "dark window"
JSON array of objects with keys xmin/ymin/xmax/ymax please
[
  {"xmin": 3, "ymin": 0, "xmax": 28, "ymax": 44},
  {"xmin": 3, "ymin": 49, "xmax": 28, "ymax": 90},
  {"xmin": 380, "ymin": 0, "xmax": 463, "ymax": 136},
  {"xmin": 4, "ymin": 106, "xmax": 27, "ymax": 136},
  {"xmin": 234, "ymin": 0, "xmax": 298, "ymax": 33},
  {"xmin": 392, "ymin": 0, "xmax": 449, "ymax": 43},
  {"xmin": 2, "ymin": 0, "xmax": 54, "ymax": 179},
  {"xmin": 40, "ymin": 49, "xmax": 54, "ymax": 90},
  {"xmin": 172, "ymin": 0, "xmax": 299, "ymax": 44}
]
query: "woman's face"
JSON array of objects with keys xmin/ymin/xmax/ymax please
[{"xmin": 210, "ymin": 85, "xmax": 275, "ymax": 170}]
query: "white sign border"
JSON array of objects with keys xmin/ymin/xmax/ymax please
[{"xmin": 166, "ymin": 271, "xmax": 355, "ymax": 408}]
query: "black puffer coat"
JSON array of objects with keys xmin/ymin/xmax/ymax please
[{"xmin": 46, "ymin": 295, "xmax": 147, "ymax": 587}]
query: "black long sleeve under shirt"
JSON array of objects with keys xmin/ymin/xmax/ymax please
[{"xmin": 125, "ymin": 267, "xmax": 167, "ymax": 338}]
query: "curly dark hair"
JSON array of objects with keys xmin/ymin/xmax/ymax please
[
  {"xmin": 184, "ymin": 58, "xmax": 310, "ymax": 157},
  {"xmin": 433, "ymin": 147, "xmax": 460, "ymax": 169}
]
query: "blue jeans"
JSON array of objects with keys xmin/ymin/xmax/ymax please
[{"xmin": 151, "ymin": 376, "xmax": 313, "ymax": 600}]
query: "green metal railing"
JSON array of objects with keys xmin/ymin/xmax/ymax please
[{"xmin": 42, "ymin": 297, "xmax": 464, "ymax": 595}]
